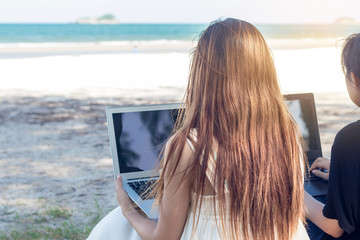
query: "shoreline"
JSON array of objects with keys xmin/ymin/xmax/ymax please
[
  {"xmin": 0, "ymin": 42, "xmax": 195, "ymax": 59},
  {"xmin": 0, "ymin": 38, "xmax": 344, "ymax": 59}
]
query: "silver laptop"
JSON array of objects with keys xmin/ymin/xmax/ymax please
[
  {"xmin": 285, "ymin": 93, "xmax": 328, "ymax": 197},
  {"xmin": 106, "ymin": 103, "xmax": 180, "ymax": 219}
]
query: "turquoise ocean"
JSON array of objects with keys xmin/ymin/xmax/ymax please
[{"xmin": 0, "ymin": 23, "xmax": 359, "ymax": 44}]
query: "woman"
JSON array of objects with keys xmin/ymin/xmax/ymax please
[
  {"xmin": 305, "ymin": 33, "xmax": 360, "ymax": 239},
  {"xmin": 88, "ymin": 18, "xmax": 309, "ymax": 240}
]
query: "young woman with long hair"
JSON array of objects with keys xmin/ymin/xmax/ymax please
[{"xmin": 88, "ymin": 18, "xmax": 309, "ymax": 240}]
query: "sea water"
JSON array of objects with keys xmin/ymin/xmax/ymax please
[{"xmin": 0, "ymin": 23, "xmax": 359, "ymax": 45}]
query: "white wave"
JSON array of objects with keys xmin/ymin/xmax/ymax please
[{"xmin": 0, "ymin": 40, "xmax": 193, "ymax": 48}]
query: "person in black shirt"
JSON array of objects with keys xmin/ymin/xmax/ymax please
[{"xmin": 305, "ymin": 33, "xmax": 360, "ymax": 240}]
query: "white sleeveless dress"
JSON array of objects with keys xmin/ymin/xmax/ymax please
[{"xmin": 88, "ymin": 134, "xmax": 309, "ymax": 240}]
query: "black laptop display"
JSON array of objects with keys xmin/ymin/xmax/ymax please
[
  {"xmin": 285, "ymin": 93, "xmax": 327, "ymax": 197},
  {"xmin": 113, "ymin": 109, "xmax": 178, "ymax": 173},
  {"xmin": 285, "ymin": 94, "xmax": 323, "ymax": 163}
]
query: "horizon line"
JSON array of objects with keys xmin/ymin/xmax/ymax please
[{"xmin": 0, "ymin": 21, "xmax": 357, "ymax": 25}]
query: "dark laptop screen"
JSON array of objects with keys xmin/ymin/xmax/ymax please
[
  {"xmin": 285, "ymin": 94, "xmax": 322, "ymax": 162},
  {"xmin": 113, "ymin": 109, "xmax": 178, "ymax": 173}
]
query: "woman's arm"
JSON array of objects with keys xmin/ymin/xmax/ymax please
[
  {"xmin": 116, "ymin": 139, "xmax": 193, "ymax": 240},
  {"xmin": 304, "ymin": 191, "xmax": 344, "ymax": 238}
]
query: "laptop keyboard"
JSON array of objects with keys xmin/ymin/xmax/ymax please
[
  {"xmin": 128, "ymin": 178, "xmax": 157, "ymax": 200},
  {"xmin": 304, "ymin": 174, "xmax": 318, "ymax": 182},
  {"xmin": 304, "ymin": 171, "xmax": 322, "ymax": 182}
]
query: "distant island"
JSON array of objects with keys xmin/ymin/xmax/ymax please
[
  {"xmin": 333, "ymin": 17, "xmax": 358, "ymax": 25},
  {"xmin": 76, "ymin": 13, "xmax": 120, "ymax": 24}
]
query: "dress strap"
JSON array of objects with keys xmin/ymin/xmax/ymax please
[{"xmin": 186, "ymin": 129, "xmax": 217, "ymax": 192}]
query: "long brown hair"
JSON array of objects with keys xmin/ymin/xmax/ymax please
[{"xmin": 155, "ymin": 18, "xmax": 305, "ymax": 240}]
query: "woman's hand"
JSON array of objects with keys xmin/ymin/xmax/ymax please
[
  {"xmin": 115, "ymin": 175, "xmax": 134, "ymax": 216},
  {"xmin": 309, "ymin": 157, "xmax": 330, "ymax": 181}
]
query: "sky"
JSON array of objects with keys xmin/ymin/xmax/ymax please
[{"xmin": 0, "ymin": 0, "xmax": 359, "ymax": 24}]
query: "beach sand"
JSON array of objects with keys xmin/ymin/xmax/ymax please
[{"xmin": 0, "ymin": 41, "xmax": 359, "ymax": 233}]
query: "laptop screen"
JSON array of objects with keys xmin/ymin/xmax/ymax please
[
  {"xmin": 285, "ymin": 93, "xmax": 322, "ymax": 162},
  {"xmin": 112, "ymin": 109, "xmax": 178, "ymax": 173}
]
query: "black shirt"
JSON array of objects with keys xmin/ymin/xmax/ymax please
[{"xmin": 323, "ymin": 120, "xmax": 360, "ymax": 240}]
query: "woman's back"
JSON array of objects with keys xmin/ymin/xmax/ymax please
[{"xmin": 157, "ymin": 18, "xmax": 307, "ymax": 240}]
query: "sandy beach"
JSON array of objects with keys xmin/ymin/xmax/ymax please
[{"xmin": 0, "ymin": 40, "xmax": 359, "ymax": 234}]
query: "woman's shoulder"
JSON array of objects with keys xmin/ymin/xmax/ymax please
[
  {"xmin": 339, "ymin": 120, "xmax": 360, "ymax": 133},
  {"xmin": 334, "ymin": 120, "xmax": 360, "ymax": 146},
  {"xmin": 164, "ymin": 131, "xmax": 195, "ymax": 167},
  {"xmin": 332, "ymin": 120, "xmax": 360, "ymax": 165}
]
